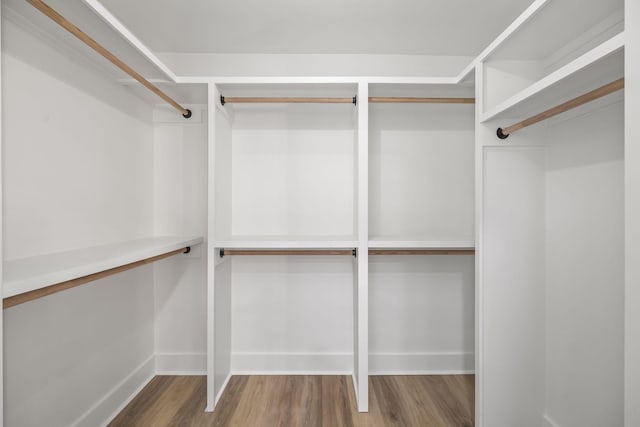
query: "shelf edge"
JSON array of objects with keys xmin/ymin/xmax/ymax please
[{"xmin": 3, "ymin": 236, "xmax": 203, "ymax": 300}]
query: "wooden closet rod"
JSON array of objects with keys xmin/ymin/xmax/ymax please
[
  {"xmin": 220, "ymin": 96, "xmax": 357, "ymax": 105},
  {"xmin": 3, "ymin": 247, "xmax": 191, "ymax": 309},
  {"xmin": 497, "ymin": 78, "xmax": 624, "ymax": 139},
  {"xmin": 369, "ymin": 97, "xmax": 475, "ymax": 104},
  {"xmin": 26, "ymin": 0, "xmax": 192, "ymax": 118},
  {"xmin": 369, "ymin": 249, "xmax": 475, "ymax": 255},
  {"xmin": 219, "ymin": 248, "xmax": 357, "ymax": 257}
]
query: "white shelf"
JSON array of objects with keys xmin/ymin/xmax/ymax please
[
  {"xmin": 3, "ymin": 236, "xmax": 204, "ymax": 299},
  {"xmin": 481, "ymin": 33, "xmax": 624, "ymax": 123},
  {"xmin": 368, "ymin": 239, "xmax": 475, "ymax": 250},
  {"xmin": 368, "ymin": 82, "xmax": 475, "ymax": 98},
  {"xmin": 214, "ymin": 236, "xmax": 358, "ymax": 250},
  {"xmin": 485, "ymin": 0, "xmax": 622, "ymax": 62},
  {"xmin": 3, "ymin": 0, "xmax": 204, "ymax": 104}
]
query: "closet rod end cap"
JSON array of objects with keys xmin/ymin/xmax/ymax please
[{"xmin": 496, "ymin": 128, "xmax": 510, "ymax": 140}]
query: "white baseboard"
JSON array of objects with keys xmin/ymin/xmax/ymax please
[
  {"xmin": 231, "ymin": 352, "xmax": 353, "ymax": 374},
  {"xmin": 543, "ymin": 414, "xmax": 562, "ymax": 427},
  {"xmin": 369, "ymin": 352, "xmax": 474, "ymax": 375},
  {"xmin": 71, "ymin": 354, "xmax": 155, "ymax": 427},
  {"xmin": 156, "ymin": 352, "xmax": 207, "ymax": 375}
]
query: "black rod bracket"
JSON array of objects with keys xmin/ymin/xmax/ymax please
[
  {"xmin": 352, "ymin": 96, "xmax": 357, "ymax": 105},
  {"xmin": 183, "ymin": 246, "xmax": 191, "ymax": 254},
  {"xmin": 182, "ymin": 109, "xmax": 193, "ymax": 119},
  {"xmin": 220, "ymin": 95, "xmax": 226, "ymax": 106},
  {"xmin": 496, "ymin": 128, "xmax": 510, "ymax": 140},
  {"xmin": 219, "ymin": 248, "xmax": 225, "ymax": 258},
  {"xmin": 352, "ymin": 248, "xmax": 357, "ymax": 257}
]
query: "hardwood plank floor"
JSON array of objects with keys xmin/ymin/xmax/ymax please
[{"xmin": 109, "ymin": 375, "xmax": 474, "ymax": 427}]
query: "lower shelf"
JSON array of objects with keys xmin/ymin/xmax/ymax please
[{"xmin": 3, "ymin": 236, "xmax": 203, "ymax": 308}]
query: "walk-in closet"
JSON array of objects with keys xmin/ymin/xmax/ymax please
[{"xmin": 1, "ymin": 0, "xmax": 638, "ymax": 426}]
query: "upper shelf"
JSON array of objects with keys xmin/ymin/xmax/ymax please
[
  {"xmin": 481, "ymin": 33, "xmax": 624, "ymax": 123},
  {"xmin": 3, "ymin": 236, "xmax": 203, "ymax": 300},
  {"xmin": 216, "ymin": 83, "xmax": 358, "ymax": 98},
  {"xmin": 368, "ymin": 82, "xmax": 474, "ymax": 99},
  {"xmin": 214, "ymin": 235, "xmax": 358, "ymax": 250},
  {"xmin": 4, "ymin": 0, "xmax": 167, "ymax": 81},
  {"xmin": 486, "ymin": 0, "xmax": 623, "ymax": 66},
  {"xmin": 3, "ymin": 0, "xmax": 205, "ymax": 105},
  {"xmin": 368, "ymin": 238, "xmax": 474, "ymax": 250}
]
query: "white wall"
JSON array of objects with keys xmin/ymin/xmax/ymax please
[
  {"xmin": 231, "ymin": 256, "xmax": 354, "ymax": 373},
  {"xmin": 369, "ymin": 255, "xmax": 474, "ymax": 373},
  {"xmin": 481, "ymin": 145, "xmax": 547, "ymax": 427},
  {"xmin": 226, "ymin": 105, "xmax": 355, "ymax": 239},
  {"xmin": 2, "ymin": 18, "xmax": 154, "ymax": 260},
  {"xmin": 2, "ymin": 14, "xmax": 156, "ymax": 427},
  {"xmin": 3, "ymin": 270, "xmax": 155, "ymax": 427},
  {"xmin": 544, "ymin": 101, "xmax": 624, "ymax": 427},
  {"xmin": 158, "ymin": 53, "xmax": 473, "ymax": 78},
  {"xmin": 368, "ymin": 103, "xmax": 474, "ymax": 240},
  {"xmin": 152, "ymin": 105, "xmax": 208, "ymax": 374}
]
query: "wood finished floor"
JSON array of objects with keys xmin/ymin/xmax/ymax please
[{"xmin": 109, "ymin": 375, "xmax": 474, "ymax": 427}]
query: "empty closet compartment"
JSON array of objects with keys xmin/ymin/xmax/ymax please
[
  {"xmin": 366, "ymin": 82, "xmax": 476, "ymax": 423},
  {"xmin": 213, "ymin": 83, "xmax": 359, "ymax": 245},
  {"xmin": 479, "ymin": 51, "xmax": 624, "ymax": 427},
  {"xmin": 481, "ymin": 0, "xmax": 623, "ymax": 117},
  {"xmin": 209, "ymin": 82, "xmax": 363, "ymax": 410},
  {"xmin": 222, "ymin": 250, "xmax": 355, "ymax": 371},
  {"xmin": 369, "ymin": 253, "xmax": 474, "ymax": 375},
  {"xmin": 368, "ymin": 83, "xmax": 475, "ymax": 246}
]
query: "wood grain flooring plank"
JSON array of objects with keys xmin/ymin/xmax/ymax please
[
  {"xmin": 321, "ymin": 376, "xmax": 356, "ymax": 427},
  {"xmin": 110, "ymin": 374, "xmax": 474, "ymax": 427},
  {"xmin": 210, "ymin": 375, "xmax": 250, "ymax": 427},
  {"xmin": 132, "ymin": 376, "xmax": 200, "ymax": 426},
  {"xmin": 167, "ymin": 376, "xmax": 208, "ymax": 427},
  {"xmin": 108, "ymin": 376, "xmax": 174, "ymax": 427},
  {"xmin": 369, "ymin": 376, "xmax": 414, "ymax": 427}
]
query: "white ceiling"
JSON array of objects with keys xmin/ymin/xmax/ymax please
[{"xmin": 98, "ymin": 0, "xmax": 534, "ymax": 56}]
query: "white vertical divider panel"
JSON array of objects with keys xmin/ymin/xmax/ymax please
[
  {"xmin": 625, "ymin": 2, "xmax": 640, "ymax": 425},
  {"xmin": 355, "ymin": 81, "xmax": 369, "ymax": 412},
  {"xmin": 474, "ymin": 63, "xmax": 484, "ymax": 427},
  {"xmin": 478, "ymin": 65, "xmax": 546, "ymax": 427},
  {"xmin": 208, "ymin": 83, "xmax": 233, "ymax": 411},
  {"xmin": 0, "ymin": 4, "xmax": 4, "ymax": 425},
  {"xmin": 206, "ymin": 82, "xmax": 216, "ymax": 412}
]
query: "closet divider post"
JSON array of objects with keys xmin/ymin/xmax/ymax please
[
  {"xmin": 0, "ymin": 3, "xmax": 4, "ymax": 422},
  {"xmin": 355, "ymin": 81, "xmax": 369, "ymax": 412},
  {"xmin": 474, "ymin": 63, "xmax": 485, "ymax": 427},
  {"xmin": 206, "ymin": 82, "xmax": 216, "ymax": 412},
  {"xmin": 205, "ymin": 82, "xmax": 234, "ymax": 413},
  {"xmin": 206, "ymin": 82, "xmax": 235, "ymax": 413}
]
